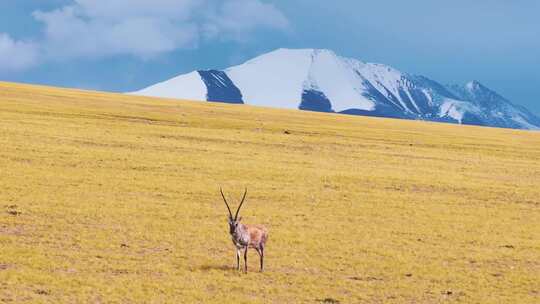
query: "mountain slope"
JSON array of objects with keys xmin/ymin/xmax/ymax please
[{"xmin": 133, "ymin": 48, "xmax": 540, "ymax": 130}]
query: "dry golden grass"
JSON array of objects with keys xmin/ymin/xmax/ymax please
[{"xmin": 0, "ymin": 81, "xmax": 539, "ymax": 303}]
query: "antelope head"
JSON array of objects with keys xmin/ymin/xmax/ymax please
[{"xmin": 220, "ymin": 187, "xmax": 247, "ymax": 234}]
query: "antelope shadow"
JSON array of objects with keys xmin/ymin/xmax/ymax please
[{"xmin": 199, "ymin": 264, "xmax": 234, "ymax": 272}]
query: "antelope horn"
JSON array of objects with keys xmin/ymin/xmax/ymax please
[
  {"xmin": 220, "ymin": 188, "xmax": 233, "ymax": 219},
  {"xmin": 234, "ymin": 188, "xmax": 248, "ymax": 220}
]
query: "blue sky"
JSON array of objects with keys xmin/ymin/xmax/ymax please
[{"xmin": 1, "ymin": 0, "xmax": 539, "ymax": 114}]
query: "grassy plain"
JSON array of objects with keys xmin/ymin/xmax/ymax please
[{"xmin": 0, "ymin": 81, "xmax": 539, "ymax": 303}]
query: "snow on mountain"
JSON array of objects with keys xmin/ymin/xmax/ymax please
[
  {"xmin": 225, "ymin": 48, "xmax": 313, "ymax": 109},
  {"xmin": 439, "ymin": 99, "xmax": 481, "ymax": 124},
  {"xmin": 132, "ymin": 48, "xmax": 540, "ymax": 130},
  {"xmin": 305, "ymin": 49, "xmax": 375, "ymax": 112},
  {"xmin": 135, "ymin": 71, "xmax": 206, "ymax": 101},
  {"xmin": 447, "ymin": 81, "xmax": 540, "ymax": 129}
]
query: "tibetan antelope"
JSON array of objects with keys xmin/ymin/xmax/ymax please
[{"xmin": 220, "ymin": 188, "xmax": 268, "ymax": 273}]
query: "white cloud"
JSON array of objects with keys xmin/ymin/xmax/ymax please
[
  {"xmin": 0, "ymin": 0, "xmax": 289, "ymax": 71},
  {"xmin": 72, "ymin": 0, "xmax": 201, "ymax": 20},
  {"xmin": 31, "ymin": 0, "xmax": 289, "ymax": 60},
  {"xmin": 203, "ymin": 0, "xmax": 290, "ymax": 41},
  {"xmin": 33, "ymin": 5, "xmax": 198, "ymax": 59},
  {"xmin": 0, "ymin": 33, "xmax": 39, "ymax": 71}
]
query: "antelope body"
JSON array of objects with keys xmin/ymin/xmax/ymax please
[{"xmin": 220, "ymin": 188, "xmax": 268, "ymax": 272}]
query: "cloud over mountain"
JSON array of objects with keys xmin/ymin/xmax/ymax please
[{"xmin": 0, "ymin": 0, "xmax": 289, "ymax": 71}]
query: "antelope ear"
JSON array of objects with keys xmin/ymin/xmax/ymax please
[{"xmin": 237, "ymin": 216, "xmax": 243, "ymax": 222}]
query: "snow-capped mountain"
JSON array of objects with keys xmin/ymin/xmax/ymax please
[{"xmin": 132, "ymin": 48, "xmax": 540, "ymax": 130}]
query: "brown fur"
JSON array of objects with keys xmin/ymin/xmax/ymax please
[
  {"xmin": 230, "ymin": 221, "xmax": 268, "ymax": 272},
  {"xmin": 246, "ymin": 224, "xmax": 268, "ymax": 248}
]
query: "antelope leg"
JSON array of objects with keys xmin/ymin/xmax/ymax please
[
  {"xmin": 244, "ymin": 247, "xmax": 248, "ymax": 273},
  {"xmin": 236, "ymin": 249, "xmax": 241, "ymax": 270},
  {"xmin": 260, "ymin": 245, "xmax": 264, "ymax": 272}
]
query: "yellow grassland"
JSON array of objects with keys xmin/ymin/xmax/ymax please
[{"xmin": 0, "ymin": 81, "xmax": 539, "ymax": 303}]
